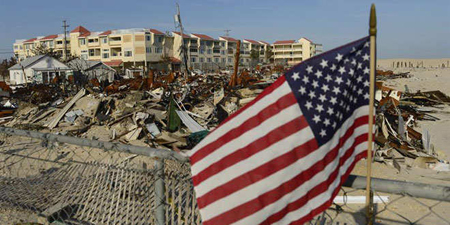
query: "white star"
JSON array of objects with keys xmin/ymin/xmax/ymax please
[
  {"xmin": 292, "ymin": 72, "xmax": 300, "ymax": 81},
  {"xmin": 351, "ymin": 47, "xmax": 356, "ymax": 53},
  {"xmin": 335, "ymin": 77, "xmax": 343, "ymax": 85},
  {"xmin": 348, "ymin": 68, "xmax": 355, "ymax": 76},
  {"xmin": 344, "ymin": 58, "xmax": 350, "ymax": 64},
  {"xmin": 325, "ymin": 75, "xmax": 332, "ymax": 83},
  {"xmin": 357, "ymin": 62, "xmax": 363, "ymax": 69},
  {"xmin": 356, "ymin": 76, "xmax": 363, "ymax": 83},
  {"xmin": 305, "ymin": 101, "xmax": 313, "ymax": 110},
  {"xmin": 321, "ymin": 85, "xmax": 329, "ymax": 93},
  {"xmin": 327, "ymin": 107, "xmax": 334, "ymax": 115},
  {"xmin": 346, "ymin": 105, "xmax": 350, "ymax": 112},
  {"xmin": 338, "ymin": 66, "xmax": 346, "ymax": 75},
  {"xmin": 363, "ymin": 67, "xmax": 370, "ymax": 74},
  {"xmin": 352, "ymin": 85, "xmax": 357, "ymax": 91},
  {"xmin": 362, "ymin": 54, "xmax": 369, "ymax": 61},
  {"xmin": 343, "ymin": 89, "xmax": 348, "ymax": 96},
  {"xmin": 320, "ymin": 59, "xmax": 328, "ymax": 68},
  {"xmin": 356, "ymin": 49, "xmax": 362, "ymax": 56},
  {"xmin": 351, "ymin": 59, "xmax": 357, "ymax": 65},
  {"xmin": 363, "ymin": 80, "xmax": 369, "ymax": 87},
  {"xmin": 306, "ymin": 65, "xmax": 313, "ymax": 74},
  {"xmin": 324, "ymin": 118, "xmax": 331, "ymax": 126},
  {"xmin": 339, "ymin": 113, "xmax": 343, "ymax": 120},
  {"xmin": 320, "ymin": 129, "xmax": 326, "ymax": 137},
  {"xmin": 302, "ymin": 76, "xmax": 310, "ymax": 84},
  {"xmin": 364, "ymin": 42, "xmax": 370, "ymax": 48},
  {"xmin": 332, "ymin": 87, "xmax": 340, "ymax": 95},
  {"xmin": 316, "ymin": 104, "xmax": 324, "ymax": 112},
  {"xmin": 332, "ymin": 122, "xmax": 337, "ymax": 129},
  {"xmin": 318, "ymin": 94, "xmax": 327, "ymax": 103},
  {"xmin": 308, "ymin": 91, "xmax": 316, "ymax": 99},
  {"xmin": 299, "ymin": 86, "xmax": 306, "ymax": 95},
  {"xmin": 353, "ymin": 97, "xmax": 358, "ymax": 104},
  {"xmin": 315, "ymin": 70, "xmax": 323, "ymax": 78},
  {"xmin": 312, "ymin": 115, "xmax": 321, "ymax": 124},
  {"xmin": 330, "ymin": 64, "xmax": 337, "ymax": 71},
  {"xmin": 312, "ymin": 80, "xmax": 319, "ymax": 89},
  {"xmin": 346, "ymin": 80, "xmax": 351, "ymax": 86},
  {"xmin": 364, "ymin": 93, "xmax": 369, "ymax": 99},
  {"xmin": 335, "ymin": 53, "xmax": 343, "ymax": 62},
  {"xmin": 330, "ymin": 96, "xmax": 337, "ymax": 105}
]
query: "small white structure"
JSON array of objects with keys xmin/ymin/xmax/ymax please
[
  {"xmin": 68, "ymin": 59, "xmax": 116, "ymax": 83},
  {"xmin": 8, "ymin": 55, "xmax": 72, "ymax": 85}
]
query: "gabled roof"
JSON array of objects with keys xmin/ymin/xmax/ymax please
[
  {"xmin": 302, "ymin": 37, "xmax": 313, "ymax": 43},
  {"xmin": 259, "ymin": 40, "xmax": 270, "ymax": 45},
  {"xmin": 173, "ymin": 31, "xmax": 191, "ymax": 39},
  {"xmin": 71, "ymin": 26, "xmax": 90, "ymax": 34},
  {"xmin": 149, "ymin": 29, "xmax": 164, "ymax": 35},
  {"xmin": 219, "ymin": 36, "xmax": 238, "ymax": 42},
  {"xmin": 40, "ymin": 34, "xmax": 58, "ymax": 40},
  {"xmin": 191, "ymin": 33, "xmax": 214, "ymax": 40},
  {"xmin": 8, "ymin": 55, "xmax": 46, "ymax": 70},
  {"xmin": 24, "ymin": 38, "xmax": 37, "ymax": 43},
  {"xmin": 79, "ymin": 32, "xmax": 92, "ymax": 38},
  {"xmin": 243, "ymin": 39, "xmax": 260, "ymax": 45},
  {"xmin": 99, "ymin": 30, "xmax": 112, "ymax": 36},
  {"xmin": 273, "ymin": 40, "xmax": 295, "ymax": 45}
]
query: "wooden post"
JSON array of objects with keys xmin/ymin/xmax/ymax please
[
  {"xmin": 230, "ymin": 40, "xmax": 241, "ymax": 87},
  {"xmin": 366, "ymin": 4, "xmax": 376, "ymax": 225}
]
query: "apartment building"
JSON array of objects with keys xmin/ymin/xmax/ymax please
[
  {"xmin": 218, "ymin": 36, "xmax": 239, "ymax": 68},
  {"xmin": 272, "ymin": 37, "xmax": 323, "ymax": 65}
]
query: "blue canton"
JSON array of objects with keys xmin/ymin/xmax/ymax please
[{"xmin": 285, "ymin": 37, "xmax": 371, "ymax": 146}]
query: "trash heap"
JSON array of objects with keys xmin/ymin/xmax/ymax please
[
  {"xmin": 375, "ymin": 72, "xmax": 450, "ymax": 172},
  {"xmin": 2, "ymin": 68, "xmax": 279, "ymax": 150}
]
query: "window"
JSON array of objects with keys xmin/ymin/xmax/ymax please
[
  {"xmin": 110, "ymin": 37, "xmax": 121, "ymax": 42},
  {"xmin": 89, "ymin": 49, "xmax": 95, "ymax": 57},
  {"xmin": 146, "ymin": 36, "xmax": 151, "ymax": 41},
  {"xmin": 221, "ymin": 42, "xmax": 225, "ymax": 47},
  {"xmin": 200, "ymin": 58, "xmax": 204, "ymax": 63},
  {"xmin": 88, "ymin": 39, "xmax": 98, "ymax": 43},
  {"xmin": 215, "ymin": 58, "xmax": 219, "ymax": 63},
  {"xmin": 222, "ymin": 58, "xmax": 226, "ymax": 63},
  {"xmin": 103, "ymin": 49, "xmax": 109, "ymax": 52},
  {"xmin": 191, "ymin": 57, "xmax": 196, "ymax": 62},
  {"xmin": 124, "ymin": 50, "xmax": 133, "ymax": 57},
  {"xmin": 14, "ymin": 45, "xmax": 18, "ymax": 50},
  {"xmin": 19, "ymin": 46, "xmax": 23, "ymax": 50},
  {"xmin": 207, "ymin": 49, "xmax": 212, "ymax": 54},
  {"xmin": 228, "ymin": 57, "xmax": 232, "ymax": 63},
  {"xmin": 49, "ymin": 41, "xmax": 54, "ymax": 48},
  {"xmin": 80, "ymin": 39, "xmax": 86, "ymax": 45},
  {"xmin": 102, "ymin": 53, "xmax": 109, "ymax": 58},
  {"xmin": 200, "ymin": 48, "xmax": 205, "ymax": 54},
  {"xmin": 156, "ymin": 36, "xmax": 163, "ymax": 43},
  {"xmin": 155, "ymin": 47, "xmax": 162, "ymax": 53},
  {"xmin": 207, "ymin": 58, "xmax": 211, "ymax": 63},
  {"xmin": 221, "ymin": 50, "xmax": 225, "ymax": 55},
  {"xmin": 56, "ymin": 41, "xmax": 63, "ymax": 45},
  {"xmin": 146, "ymin": 47, "xmax": 152, "ymax": 53},
  {"xmin": 102, "ymin": 38, "xmax": 107, "ymax": 44},
  {"xmin": 190, "ymin": 48, "xmax": 198, "ymax": 53}
]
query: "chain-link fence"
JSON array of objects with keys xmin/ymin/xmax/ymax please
[{"xmin": 0, "ymin": 127, "xmax": 449, "ymax": 225}]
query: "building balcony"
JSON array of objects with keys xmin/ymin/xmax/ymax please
[
  {"xmin": 109, "ymin": 40, "xmax": 122, "ymax": 46},
  {"xmin": 88, "ymin": 42, "xmax": 100, "ymax": 47}
]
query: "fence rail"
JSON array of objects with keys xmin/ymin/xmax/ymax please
[{"xmin": 0, "ymin": 127, "xmax": 449, "ymax": 224}]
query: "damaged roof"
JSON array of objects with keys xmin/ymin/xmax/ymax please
[{"xmin": 8, "ymin": 55, "xmax": 47, "ymax": 70}]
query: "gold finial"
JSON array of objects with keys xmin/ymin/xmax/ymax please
[{"xmin": 369, "ymin": 4, "xmax": 377, "ymax": 36}]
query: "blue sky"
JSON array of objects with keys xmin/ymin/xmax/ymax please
[{"xmin": 0, "ymin": 0, "xmax": 449, "ymax": 59}]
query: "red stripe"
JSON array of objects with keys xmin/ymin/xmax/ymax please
[
  {"xmin": 190, "ymin": 91, "xmax": 296, "ymax": 166},
  {"xmin": 262, "ymin": 134, "xmax": 368, "ymax": 224},
  {"xmin": 288, "ymin": 150, "xmax": 367, "ymax": 225},
  {"xmin": 195, "ymin": 116, "xmax": 310, "ymax": 207},
  {"xmin": 203, "ymin": 116, "xmax": 368, "ymax": 225}
]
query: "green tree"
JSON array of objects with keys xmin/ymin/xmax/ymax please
[
  {"xmin": 265, "ymin": 48, "xmax": 274, "ymax": 62},
  {"xmin": 31, "ymin": 43, "xmax": 62, "ymax": 59}
]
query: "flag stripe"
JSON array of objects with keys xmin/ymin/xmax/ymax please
[
  {"xmin": 191, "ymin": 103, "xmax": 302, "ymax": 174},
  {"xmin": 190, "ymin": 92, "xmax": 297, "ymax": 168},
  {"xmin": 270, "ymin": 145, "xmax": 367, "ymax": 225},
  {"xmin": 203, "ymin": 124, "xmax": 367, "ymax": 224},
  {"xmin": 189, "ymin": 76, "xmax": 288, "ymax": 160},
  {"xmin": 200, "ymin": 111, "xmax": 368, "ymax": 223},
  {"xmin": 263, "ymin": 137, "xmax": 367, "ymax": 224}
]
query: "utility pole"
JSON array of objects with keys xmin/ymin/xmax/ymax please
[
  {"xmin": 62, "ymin": 20, "xmax": 69, "ymax": 62},
  {"xmin": 175, "ymin": 3, "xmax": 190, "ymax": 78},
  {"xmin": 224, "ymin": 29, "xmax": 231, "ymax": 37}
]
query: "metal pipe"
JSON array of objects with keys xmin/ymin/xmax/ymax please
[
  {"xmin": 0, "ymin": 127, "xmax": 189, "ymax": 162},
  {"xmin": 154, "ymin": 159, "xmax": 166, "ymax": 225},
  {"xmin": 344, "ymin": 175, "xmax": 450, "ymax": 202}
]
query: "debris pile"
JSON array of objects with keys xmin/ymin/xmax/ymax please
[
  {"xmin": 3, "ymin": 68, "xmax": 277, "ymax": 150},
  {"xmin": 375, "ymin": 78, "xmax": 450, "ymax": 172},
  {"xmin": 377, "ymin": 70, "xmax": 411, "ymax": 80}
]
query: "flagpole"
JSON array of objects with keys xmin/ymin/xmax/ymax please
[{"xmin": 366, "ymin": 4, "xmax": 376, "ymax": 225}]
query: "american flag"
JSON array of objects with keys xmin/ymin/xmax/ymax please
[{"xmin": 188, "ymin": 36, "xmax": 372, "ymax": 224}]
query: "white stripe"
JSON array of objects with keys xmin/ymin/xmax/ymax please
[
  {"xmin": 200, "ymin": 106, "xmax": 369, "ymax": 221},
  {"xmin": 234, "ymin": 138, "xmax": 368, "ymax": 225},
  {"xmin": 188, "ymin": 81, "xmax": 291, "ymax": 157},
  {"xmin": 191, "ymin": 103, "xmax": 302, "ymax": 174},
  {"xmin": 195, "ymin": 125, "xmax": 314, "ymax": 198},
  {"xmin": 274, "ymin": 141, "xmax": 368, "ymax": 225}
]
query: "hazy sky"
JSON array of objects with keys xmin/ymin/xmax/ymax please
[{"xmin": 0, "ymin": 0, "xmax": 449, "ymax": 59}]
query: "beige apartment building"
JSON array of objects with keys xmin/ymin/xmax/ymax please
[
  {"xmin": 13, "ymin": 26, "xmax": 322, "ymax": 72},
  {"xmin": 273, "ymin": 37, "xmax": 323, "ymax": 65}
]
